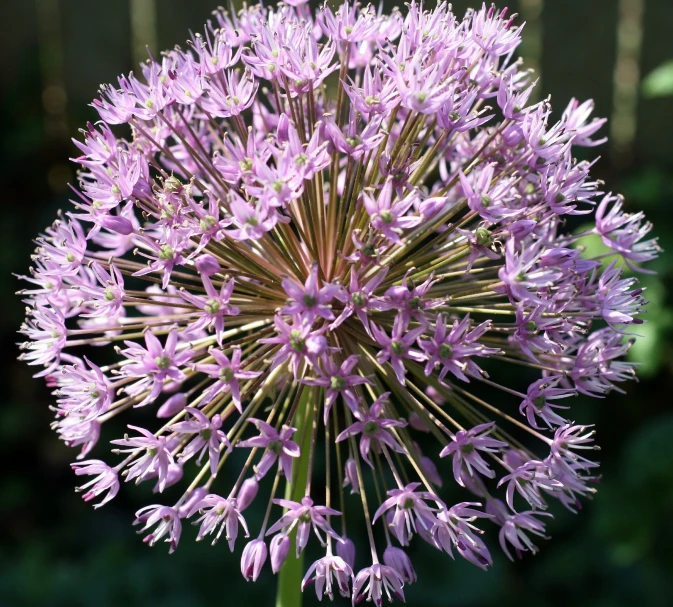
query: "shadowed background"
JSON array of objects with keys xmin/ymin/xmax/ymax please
[{"xmin": 1, "ymin": 1, "xmax": 673, "ymax": 606}]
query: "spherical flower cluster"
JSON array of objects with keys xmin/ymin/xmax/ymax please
[{"xmin": 18, "ymin": 1, "xmax": 659, "ymax": 604}]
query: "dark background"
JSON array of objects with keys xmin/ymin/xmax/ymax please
[{"xmin": 2, "ymin": 1, "xmax": 673, "ymax": 606}]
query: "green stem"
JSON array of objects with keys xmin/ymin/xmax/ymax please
[{"xmin": 275, "ymin": 387, "xmax": 314, "ymax": 607}]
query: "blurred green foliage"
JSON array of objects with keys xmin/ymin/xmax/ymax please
[
  {"xmin": 643, "ymin": 60, "xmax": 673, "ymax": 98},
  {"xmin": 1, "ymin": 1, "xmax": 673, "ymax": 606}
]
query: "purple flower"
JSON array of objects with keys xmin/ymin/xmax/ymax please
[
  {"xmin": 498, "ymin": 240, "xmax": 564, "ymax": 306},
  {"xmin": 336, "ymin": 393, "xmax": 407, "ymax": 467},
  {"xmin": 432, "ymin": 503, "xmax": 492, "ymax": 569},
  {"xmin": 420, "ymin": 315, "xmax": 497, "ymax": 383},
  {"xmin": 71, "ymin": 460, "xmax": 119, "ymax": 508},
  {"xmin": 331, "ymin": 267, "xmax": 391, "ymax": 331},
  {"xmin": 562, "ymin": 98, "xmax": 607, "ymax": 147},
  {"xmin": 261, "ymin": 316, "xmax": 328, "ymax": 376},
  {"xmin": 180, "ymin": 276, "xmax": 241, "ymax": 343},
  {"xmin": 595, "ymin": 194, "xmax": 660, "ymax": 272},
  {"xmin": 171, "ymin": 408, "xmax": 231, "ymax": 476},
  {"xmin": 195, "ymin": 347, "xmax": 261, "ymax": 412},
  {"xmin": 237, "ymin": 419, "xmax": 300, "ymax": 480},
  {"xmin": 227, "ymin": 195, "xmax": 281, "ymax": 241},
  {"xmin": 383, "ymin": 273, "xmax": 442, "ymax": 324},
  {"xmin": 352, "ymin": 563, "xmax": 405, "ymax": 606},
  {"xmin": 362, "ymin": 180, "xmax": 422, "ymax": 244},
  {"xmin": 496, "ymin": 509, "xmax": 553, "ymax": 561},
  {"xmin": 55, "ymin": 358, "xmax": 113, "ymax": 420},
  {"xmin": 302, "ymin": 554, "xmax": 353, "ymax": 600},
  {"xmin": 595, "ymin": 261, "xmax": 646, "ymax": 328},
  {"xmin": 519, "ymin": 376, "xmax": 575, "ymax": 429},
  {"xmin": 236, "ymin": 478, "xmax": 259, "ymax": 511},
  {"xmin": 80, "ymin": 262, "xmax": 126, "ymax": 318},
  {"xmin": 111, "ymin": 425, "xmax": 175, "ymax": 492},
  {"xmin": 281, "ymin": 263, "xmax": 342, "ymax": 322},
  {"xmin": 189, "ymin": 493, "xmax": 249, "ymax": 549},
  {"xmin": 373, "ymin": 483, "xmax": 442, "ymax": 546},
  {"xmin": 120, "ymin": 329, "xmax": 192, "ymax": 405},
  {"xmin": 134, "ymin": 504, "xmax": 182, "ymax": 553},
  {"xmin": 371, "ymin": 315, "xmax": 427, "ymax": 384},
  {"xmin": 266, "ymin": 496, "xmax": 341, "ymax": 556},
  {"xmin": 459, "ymin": 164, "xmax": 520, "ymax": 223},
  {"xmin": 549, "ymin": 424, "xmax": 600, "ymax": 473},
  {"xmin": 133, "ymin": 230, "xmax": 188, "ymax": 289},
  {"xmin": 440, "ymin": 422, "xmax": 508, "ymax": 486},
  {"xmin": 302, "ymin": 355, "xmax": 371, "ymax": 421},
  {"xmin": 344, "ymin": 65, "xmax": 399, "ymax": 117},
  {"xmin": 343, "ymin": 457, "xmax": 360, "ymax": 494},
  {"xmin": 497, "ymin": 460, "xmax": 563, "ymax": 510}
]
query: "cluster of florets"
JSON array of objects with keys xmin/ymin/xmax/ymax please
[{"xmin": 18, "ymin": 1, "xmax": 658, "ymax": 604}]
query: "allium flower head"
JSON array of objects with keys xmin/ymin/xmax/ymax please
[{"xmin": 18, "ymin": 1, "xmax": 658, "ymax": 603}]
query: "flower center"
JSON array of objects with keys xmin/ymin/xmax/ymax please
[
  {"xmin": 351, "ymin": 291, "xmax": 367, "ymax": 307},
  {"xmin": 525, "ymin": 320, "xmax": 538, "ymax": 333},
  {"xmin": 363, "ymin": 421, "xmax": 379, "ymax": 435},
  {"xmin": 155, "ymin": 356, "xmax": 171, "ymax": 370},
  {"xmin": 391, "ymin": 340, "xmax": 406, "ymax": 356},
  {"xmin": 289, "ymin": 329, "xmax": 306, "ymax": 352},
  {"xmin": 330, "ymin": 376, "xmax": 346, "ymax": 391},
  {"xmin": 219, "ymin": 367, "xmax": 235, "ymax": 382},
  {"xmin": 460, "ymin": 442, "xmax": 475, "ymax": 455},
  {"xmin": 379, "ymin": 210, "xmax": 395, "ymax": 225},
  {"xmin": 205, "ymin": 299, "xmax": 221, "ymax": 315},
  {"xmin": 159, "ymin": 245, "xmax": 175, "ymax": 260},
  {"xmin": 475, "ymin": 227, "xmax": 492, "ymax": 246},
  {"xmin": 439, "ymin": 343, "xmax": 453, "ymax": 359}
]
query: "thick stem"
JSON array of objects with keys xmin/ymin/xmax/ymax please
[{"xmin": 275, "ymin": 387, "xmax": 314, "ymax": 607}]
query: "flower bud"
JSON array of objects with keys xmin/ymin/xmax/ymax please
[
  {"xmin": 408, "ymin": 411, "xmax": 431, "ymax": 432},
  {"xmin": 343, "ymin": 457, "xmax": 360, "ymax": 494},
  {"xmin": 383, "ymin": 546, "xmax": 417, "ymax": 583},
  {"xmin": 237, "ymin": 477, "xmax": 259, "ymax": 511},
  {"xmin": 270, "ymin": 534, "xmax": 290, "ymax": 573},
  {"xmin": 178, "ymin": 487, "xmax": 208, "ymax": 518},
  {"xmin": 420, "ymin": 455, "xmax": 443, "ymax": 487},
  {"xmin": 336, "ymin": 537, "xmax": 356, "ymax": 569},
  {"xmin": 424, "ymin": 386, "xmax": 446, "ymax": 406},
  {"xmin": 276, "ymin": 113, "xmax": 290, "ymax": 143},
  {"xmin": 99, "ymin": 215, "xmax": 134, "ymax": 235},
  {"xmin": 157, "ymin": 393, "xmax": 187, "ymax": 418},
  {"xmin": 195, "ymin": 253, "xmax": 221, "ymax": 276},
  {"xmin": 306, "ymin": 334, "xmax": 327, "ymax": 357},
  {"xmin": 153, "ymin": 462, "xmax": 183, "ymax": 493},
  {"xmin": 241, "ymin": 539, "xmax": 267, "ymax": 581}
]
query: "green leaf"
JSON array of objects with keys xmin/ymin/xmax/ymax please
[{"xmin": 642, "ymin": 59, "xmax": 673, "ymax": 98}]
